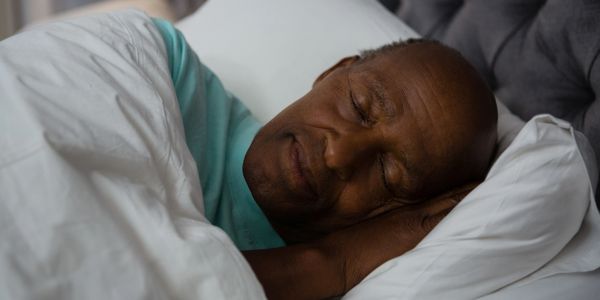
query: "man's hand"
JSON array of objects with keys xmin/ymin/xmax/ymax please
[
  {"xmin": 243, "ymin": 182, "xmax": 477, "ymax": 300},
  {"xmin": 328, "ymin": 182, "xmax": 478, "ymax": 293}
]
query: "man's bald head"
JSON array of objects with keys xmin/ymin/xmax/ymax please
[{"xmin": 356, "ymin": 39, "xmax": 497, "ymax": 197}]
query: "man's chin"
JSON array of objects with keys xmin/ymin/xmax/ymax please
[
  {"xmin": 243, "ymin": 153, "xmax": 281, "ymax": 215},
  {"xmin": 243, "ymin": 133, "xmax": 318, "ymax": 227}
]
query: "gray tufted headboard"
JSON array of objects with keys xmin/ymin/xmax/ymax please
[{"xmin": 397, "ymin": 0, "xmax": 600, "ymax": 189}]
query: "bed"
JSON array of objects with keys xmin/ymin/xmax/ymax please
[{"xmin": 1, "ymin": 0, "xmax": 599, "ymax": 299}]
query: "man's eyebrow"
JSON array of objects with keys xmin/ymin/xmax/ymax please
[
  {"xmin": 391, "ymin": 149, "xmax": 412, "ymax": 196},
  {"xmin": 398, "ymin": 149, "xmax": 418, "ymax": 179},
  {"xmin": 369, "ymin": 80, "xmax": 397, "ymax": 118}
]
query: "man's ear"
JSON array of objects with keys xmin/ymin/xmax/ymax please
[{"xmin": 313, "ymin": 55, "xmax": 360, "ymax": 87}]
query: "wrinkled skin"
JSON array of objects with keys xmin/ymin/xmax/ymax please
[{"xmin": 243, "ymin": 42, "xmax": 497, "ymax": 244}]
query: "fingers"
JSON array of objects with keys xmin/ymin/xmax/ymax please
[
  {"xmin": 421, "ymin": 194, "xmax": 460, "ymax": 216},
  {"xmin": 421, "ymin": 181, "xmax": 481, "ymax": 216},
  {"xmin": 420, "ymin": 204, "xmax": 454, "ymax": 232},
  {"xmin": 416, "ymin": 181, "xmax": 481, "ymax": 232}
]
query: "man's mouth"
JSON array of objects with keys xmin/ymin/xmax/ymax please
[{"xmin": 288, "ymin": 136, "xmax": 318, "ymax": 199}]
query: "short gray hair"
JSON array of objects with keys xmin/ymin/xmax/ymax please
[{"xmin": 358, "ymin": 38, "xmax": 460, "ymax": 62}]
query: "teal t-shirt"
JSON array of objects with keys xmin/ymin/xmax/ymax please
[{"xmin": 152, "ymin": 19, "xmax": 285, "ymax": 250}]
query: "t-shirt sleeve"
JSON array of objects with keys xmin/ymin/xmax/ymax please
[
  {"xmin": 150, "ymin": 18, "xmax": 284, "ymax": 250},
  {"xmin": 152, "ymin": 17, "xmax": 207, "ymax": 163},
  {"xmin": 152, "ymin": 18, "xmax": 197, "ymax": 107}
]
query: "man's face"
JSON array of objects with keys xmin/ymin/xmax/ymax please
[{"xmin": 243, "ymin": 43, "xmax": 495, "ymax": 242}]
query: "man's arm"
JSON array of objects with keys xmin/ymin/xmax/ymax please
[
  {"xmin": 243, "ymin": 242, "xmax": 345, "ymax": 299},
  {"xmin": 243, "ymin": 183, "xmax": 476, "ymax": 299}
]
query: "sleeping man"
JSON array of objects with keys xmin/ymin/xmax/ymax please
[{"xmin": 152, "ymin": 18, "xmax": 497, "ymax": 299}]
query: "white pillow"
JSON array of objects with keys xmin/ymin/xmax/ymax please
[{"xmin": 176, "ymin": 1, "xmax": 600, "ymax": 298}]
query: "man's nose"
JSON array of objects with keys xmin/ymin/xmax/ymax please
[{"xmin": 323, "ymin": 128, "xmax": 376, "ymax": 181}]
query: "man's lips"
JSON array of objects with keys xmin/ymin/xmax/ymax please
[{"xmin": 288, "ymin": 136, "xmax": 318, "ymax": 199}]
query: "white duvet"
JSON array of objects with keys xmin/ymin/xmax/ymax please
[{"xmin": 0, "ymin": 10, "xmax": 264, "ymax": 300}]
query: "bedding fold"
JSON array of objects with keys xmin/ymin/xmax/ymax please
[{"xmin": 0, "ymin": 10, "xmax": 265, "ymax": 300}]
